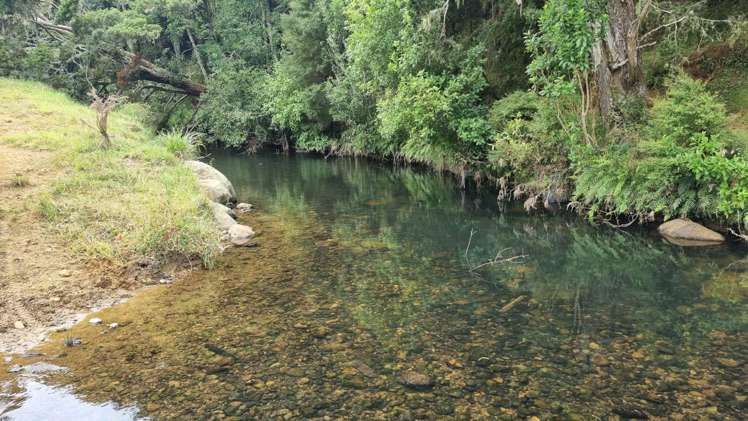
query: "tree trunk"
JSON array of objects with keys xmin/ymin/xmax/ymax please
[
  {"xmin": 117, "ymin": 51, "xmax": 206, "ymax": 97},
  {"xmin": 593, "ymin": 0, "xmax": 648, "ymax": 125}
]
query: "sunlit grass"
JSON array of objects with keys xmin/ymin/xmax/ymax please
[{"xmin": 0, "ymin": 78, "xmax": 221, "ymax": 266}]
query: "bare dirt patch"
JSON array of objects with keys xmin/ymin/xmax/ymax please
[{"xmin": 0, "ymin": 145, "xmax": 172, "ymax": 354}]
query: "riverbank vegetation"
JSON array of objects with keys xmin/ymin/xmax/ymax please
[
  {"xmin": 0, "ymin": 78, "xmax": 221, "ymax": 265},
  {"xmin": 1, "ymin": 0, "xmax": 747, "ymax": 230}
]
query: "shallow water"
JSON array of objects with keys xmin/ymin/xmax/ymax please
[
  {"xmin": 1, "ymin": 363, "xmax": 139, "ymax": 420},
  {"xmin": 6, "ymin": 150, "xmax": 748, "ymax": 419}
]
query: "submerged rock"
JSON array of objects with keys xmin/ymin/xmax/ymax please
[
  {"xmin": 658, "ymin": 218, "xmax": 725, "ymax": 246},
  {"xmin": 185, "ymin": 160, "xmax": 236, "ymax": 205},
  {"xmin": 399, "ymin": 371, "xmax": 434, "ymax": 390},
  {"xmin": 236, "ymin": 203, "xmax": 254, "ymax": 213},
  {"xmin": 211, "ymin": 202, "xmax": 237, "ymax": 230},
  {"xmin": 229, "ymin": 224, "xmax": 255, "ymax": 246}
]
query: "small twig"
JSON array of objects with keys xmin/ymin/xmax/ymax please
[{"xmin": 464, "ymin": 228, "xmax": 476, "ymax": 266}]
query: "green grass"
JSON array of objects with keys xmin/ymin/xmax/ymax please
[
  {"xmin": 11, "ymin": 173, "xmax": 30, "ymax": 187},
  {"xmin": 0, "ymin": 78, "xmax": 221, "ymax": 266}
]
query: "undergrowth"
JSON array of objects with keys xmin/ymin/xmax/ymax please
[{"xmin": 573, "ymin": 73, "xmax": 748, "ymax": 226}]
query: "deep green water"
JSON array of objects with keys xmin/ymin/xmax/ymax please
[
  {"xmin": 2, "ymin": 150, "xmax": 746, "ymax": 420},
  {"xmin": 216, "ymin": 149, "xmax": 747, "ymax": 342}
]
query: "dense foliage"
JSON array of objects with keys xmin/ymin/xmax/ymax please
[{"xmin": 1, "ymin": 0, "xmax": 747, "ymax": 229}]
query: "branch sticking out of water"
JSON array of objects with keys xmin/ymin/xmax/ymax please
[
  {"xmin": 464, "ymin": 228, "xmax": 527, "ymax": 272},
  {"xmin": 470, "ymin": 248, "xmax": 527, "ymax": 272},
  {"xmin": 464, "ymin": 228, "xmax": 476, "ymax": 267}
]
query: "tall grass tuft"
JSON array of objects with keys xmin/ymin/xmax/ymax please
[{"xmin": 157, "ymin": 129, "xmax": 202, "ymax": 160}]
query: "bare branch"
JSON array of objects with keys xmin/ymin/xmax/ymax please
[
  {"xmin": 640, "ymin": 15, "xmax": 689, "ymax": 42},
  {"xmin": 88, "ymin": 89, "xmax": 126, "ymax": 149}
]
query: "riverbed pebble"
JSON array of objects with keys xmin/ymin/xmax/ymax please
[
  {"xmin": 236, "ymin": 203, "xmax": 254, "ymax": 213},
  {"xmin": 89, "ymin": 318, "xmax": 102, "ymax": 325},
  {"xmin": 399, "ymin": 371, "xmax": 434, "ymax": 390}
]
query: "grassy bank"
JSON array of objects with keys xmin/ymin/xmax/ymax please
[{"xmin": 0, "ymin": 79, "xmax": 221, "ymax": 266}]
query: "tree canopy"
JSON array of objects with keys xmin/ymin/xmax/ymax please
[{"xmin": 2, "ymin": 0, "xmax": 747, "ymax": 227}]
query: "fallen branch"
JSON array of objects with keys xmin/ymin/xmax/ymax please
[
  {"xmin": 729, "ymin": 228, "xmax": 748, "ymax": 241},
  {"xmin": 499, "ymin": 295, "xmax": 526, "ymax": 313},
  {"xmin": 117, "ymin": 52, "xmax": 205, "ymax": 97},
  {"xmin": 470, "ymin": 248, "xmax": 527, "ymax": 272},
  {"xmin": 464, "ymin": 229, "xmax": 527, "ymax": 272}
]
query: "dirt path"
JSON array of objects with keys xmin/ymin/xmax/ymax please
[{"xmin": 0, "ymin": 145, "xmax": 149, "ymax": 354}]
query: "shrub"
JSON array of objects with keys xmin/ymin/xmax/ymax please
[
  {"xmin": 488, "ymin": 91, "xmax": 543, "ymax": 131},
  {"xmin": 573, "ymin": 73, "xmax": 748, "ymax": 225},
  {"xmin": 488, "ymin": 91, "xmax": 572, "ymax": 202}
]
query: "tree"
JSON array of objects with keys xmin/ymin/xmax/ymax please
[{"xmin": 593, "ymin": 0, "xmax": 651, "ymax": 123}]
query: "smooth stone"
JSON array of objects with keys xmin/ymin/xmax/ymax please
[
  {"xmin": 14, "ymin": 321, "xmax": 25, "ymax": 329},
  {"xmin": 89, "ymin": 317, "xmax": 102, "ymax": 325},
  {"xmin": 211, "ymin": 202, "xmax": 238, "ymax": 230},
  {"xmin": 58, "ymin": 269, "xmax": 72, "ymax": 277},
  {"xmin": 716, "ymin": 358, "xmax": 738, "ymax": 368},
  {"xmin": 229, "ymin": 224, "xmax": 255, "ymax": 246},
  {"xmin": 109, "ymin": 323, "xmax": 119, "ymax": 329},
  {"xmin": 658, "ymin": 218, "xmax": 725, "ymax": 246},
  {"xmin": 185, "ymin": 160, "xmax": 237, "ymax": 205},
  {"xmin": 399, "ymin": 371, "xmax": 434, "ymax": 390},
  {"xmin": 236, "ymin": 203, "xmax": 254, "ymax": 213}
]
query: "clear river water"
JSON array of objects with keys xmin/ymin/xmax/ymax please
[{"xmin": 1, "ymin": 150, "xmax": 747, "ymax": 420}]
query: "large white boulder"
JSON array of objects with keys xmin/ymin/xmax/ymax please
[
  {"xmin": 185, "ymin": 160, "xmax": 236, "ymax": 205},
  {"xmin": 658, "ymin": 218, "xmax": 725, "ymax": 246}
]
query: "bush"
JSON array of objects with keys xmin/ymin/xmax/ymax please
[
  {"xmin": 488, "ymin": 91, "xmax": 572, "ymax": 202},
  {"xmin": 377, "ymin": 45, "xmax": 492, "ymax": 169},
  {"xmin": 573, "ymin": 73, "xmax": 748, "ymax": 225},
  {"xmin": 488, "ymin": 91, "xmax": 543, "ymax": 131},
  {"xmin": 197, "ymin": 63, "xmax": 272, "ymax": 148}
]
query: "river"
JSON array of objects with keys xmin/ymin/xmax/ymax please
[{"xmin": 2, "ymin": 150, "xmax": 746, "ymax": 419}]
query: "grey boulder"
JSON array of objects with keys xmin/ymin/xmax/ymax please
[
  {"xmin": 185, "ymin": 160, "xmax": 236, "ymax": 205},
  {"xmin": 210, "ymin": 202, "xmax": 237, "ymax": 230},
  {"xmin": 658, "ymin": 218, "xmax": 725, "ymax": 246},
  {"xmin": 229, "ymin": 224, "xmax": 255, "ymax": 246}
]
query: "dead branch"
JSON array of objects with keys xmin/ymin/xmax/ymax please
[
  {"xmin": 88, "ymin": 89, "xmax": 126, "ymax": 149},
  {"xmin": 464, "ymin": 228, "xmax": 476, "ymax": 266},
  {"xmin": 470, "ymin": 247, "xmax": 527, "ymax": 272},
  {"xmin": 499, "ymin": 295, "xmax": 526, "ymax": 313},
  {"xmin": 464, "ymin": 228, "xmax": 528, "ymax": 273},
  {"xmin": 117, "ymin": 51, "xmax": 206, "ymax": 97},
  {"xmin": 729, "ymin": 228, "xmax": 748, "ymax": 242}
]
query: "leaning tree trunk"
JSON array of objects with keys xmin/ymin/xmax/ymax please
[{"xmin": 593, "ymin": 0, "xmax": 649, "ymax": 125}]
